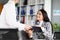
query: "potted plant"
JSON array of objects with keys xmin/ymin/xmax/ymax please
[{"xmin": 52, "ymin": 23, "xmax": 60, "ymax": 32}]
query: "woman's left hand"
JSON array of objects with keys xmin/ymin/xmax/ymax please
[{"xmin": 25, "ymin": 30, "xmax": 33, "ymax": 38}]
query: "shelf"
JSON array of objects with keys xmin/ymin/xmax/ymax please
[
  {"xmin": 20, "ymin": 15, "xmax": 26, "ymax": 17},
  {"xmin": 18, "ymin": 0, "xmax": 45, "ymax": 24},
  {"xmin": 28, "ymin": 3, "xmax": 44, "ymax": 6},
  {"xmin": 28, "ymin": 15, "xmax": 36, "ymax": 16}
]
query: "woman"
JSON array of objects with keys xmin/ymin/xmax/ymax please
[{"xmin": 26, "ymin": 9, "xmax": 53, "ymax": 40}]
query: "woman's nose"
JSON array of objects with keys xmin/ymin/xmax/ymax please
[{"xmin": 37, "ymin": 15, "xmax": 40, "ymax": 18}]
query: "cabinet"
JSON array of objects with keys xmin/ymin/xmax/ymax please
[{"xmin": 17, "ymin": 0, "xmax": 44, "ymax": 26}]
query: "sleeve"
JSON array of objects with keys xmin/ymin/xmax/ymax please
[
  {"xmin": 42, "ymin": 22, "xmax": 52, "ymax": 37},
  {"xmin": 4, "ymin": 4, "xmax": 25, "ymax": 31}
]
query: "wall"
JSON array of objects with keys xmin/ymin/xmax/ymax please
[
  {"xmin": 52, "ymin": 0, "xmax": 60, "ymax": 25},
  {"xmin": 44, "ymin": 0, "xmax": 51, "ymax": 20}
]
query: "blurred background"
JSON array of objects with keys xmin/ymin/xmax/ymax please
[{"xmin": 0, "ymin": 0, "xmax": 60, "ymax": 40}]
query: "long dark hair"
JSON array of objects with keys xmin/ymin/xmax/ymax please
[
  {"xmin": 36, "ymin": 9, "xmax": 53, "ymax": 33},
  {"xmin": 37, "ymin": 9, "xmax": 50, "ymax": 22},
  {"xmin": 35, "ymin": 9, "xmax": 50, "ymax": 24}
]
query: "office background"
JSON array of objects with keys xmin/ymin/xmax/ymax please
[{"xmin": 0, "ymin": 0, "xmax": 60, "ymax": 40}]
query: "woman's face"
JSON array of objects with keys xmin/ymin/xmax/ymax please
[{"xmin": 36, "ymin": 11, "xmax": 43, "ymax": 21}]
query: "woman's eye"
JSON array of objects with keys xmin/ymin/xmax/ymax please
[{"xmin": 39, "ymin": 13, "xmax": 41, "ymax": 15}]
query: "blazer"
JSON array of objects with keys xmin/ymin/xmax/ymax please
[{"xmin": 32, "ymin": 21, "xmax": 53, "ymax": 39}]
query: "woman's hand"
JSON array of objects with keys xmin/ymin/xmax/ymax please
[
  {"xmin": 24, "ymin": 25, "xmax": 33, "ymax": 38},
  {"xmin": 24, "ymin": 25, "xmax": 32, "ymax": 31},
  {"xmin": 25, "ymin": 29, "xmax": 33, "ymax": 38}
]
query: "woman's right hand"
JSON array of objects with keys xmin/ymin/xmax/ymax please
[{"xmin": 24, "ymin": 24, "xmax": 32, "ymax": 31}]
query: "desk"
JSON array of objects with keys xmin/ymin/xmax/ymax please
[{"xmin": 19, "ymin": 30, "xmax": 45, "ymax": 40}]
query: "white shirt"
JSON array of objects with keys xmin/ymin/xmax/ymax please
[
  {"xmin": 38, "ymin": 21, "xmax": 43, "ymax": 27},
  {"xmin": 0, "ymin": 0, "xmax": 25, "ymax": 31},
  {"xmin": 33, "ymin": 20, "xmax": 43, "ymax": 27}
]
